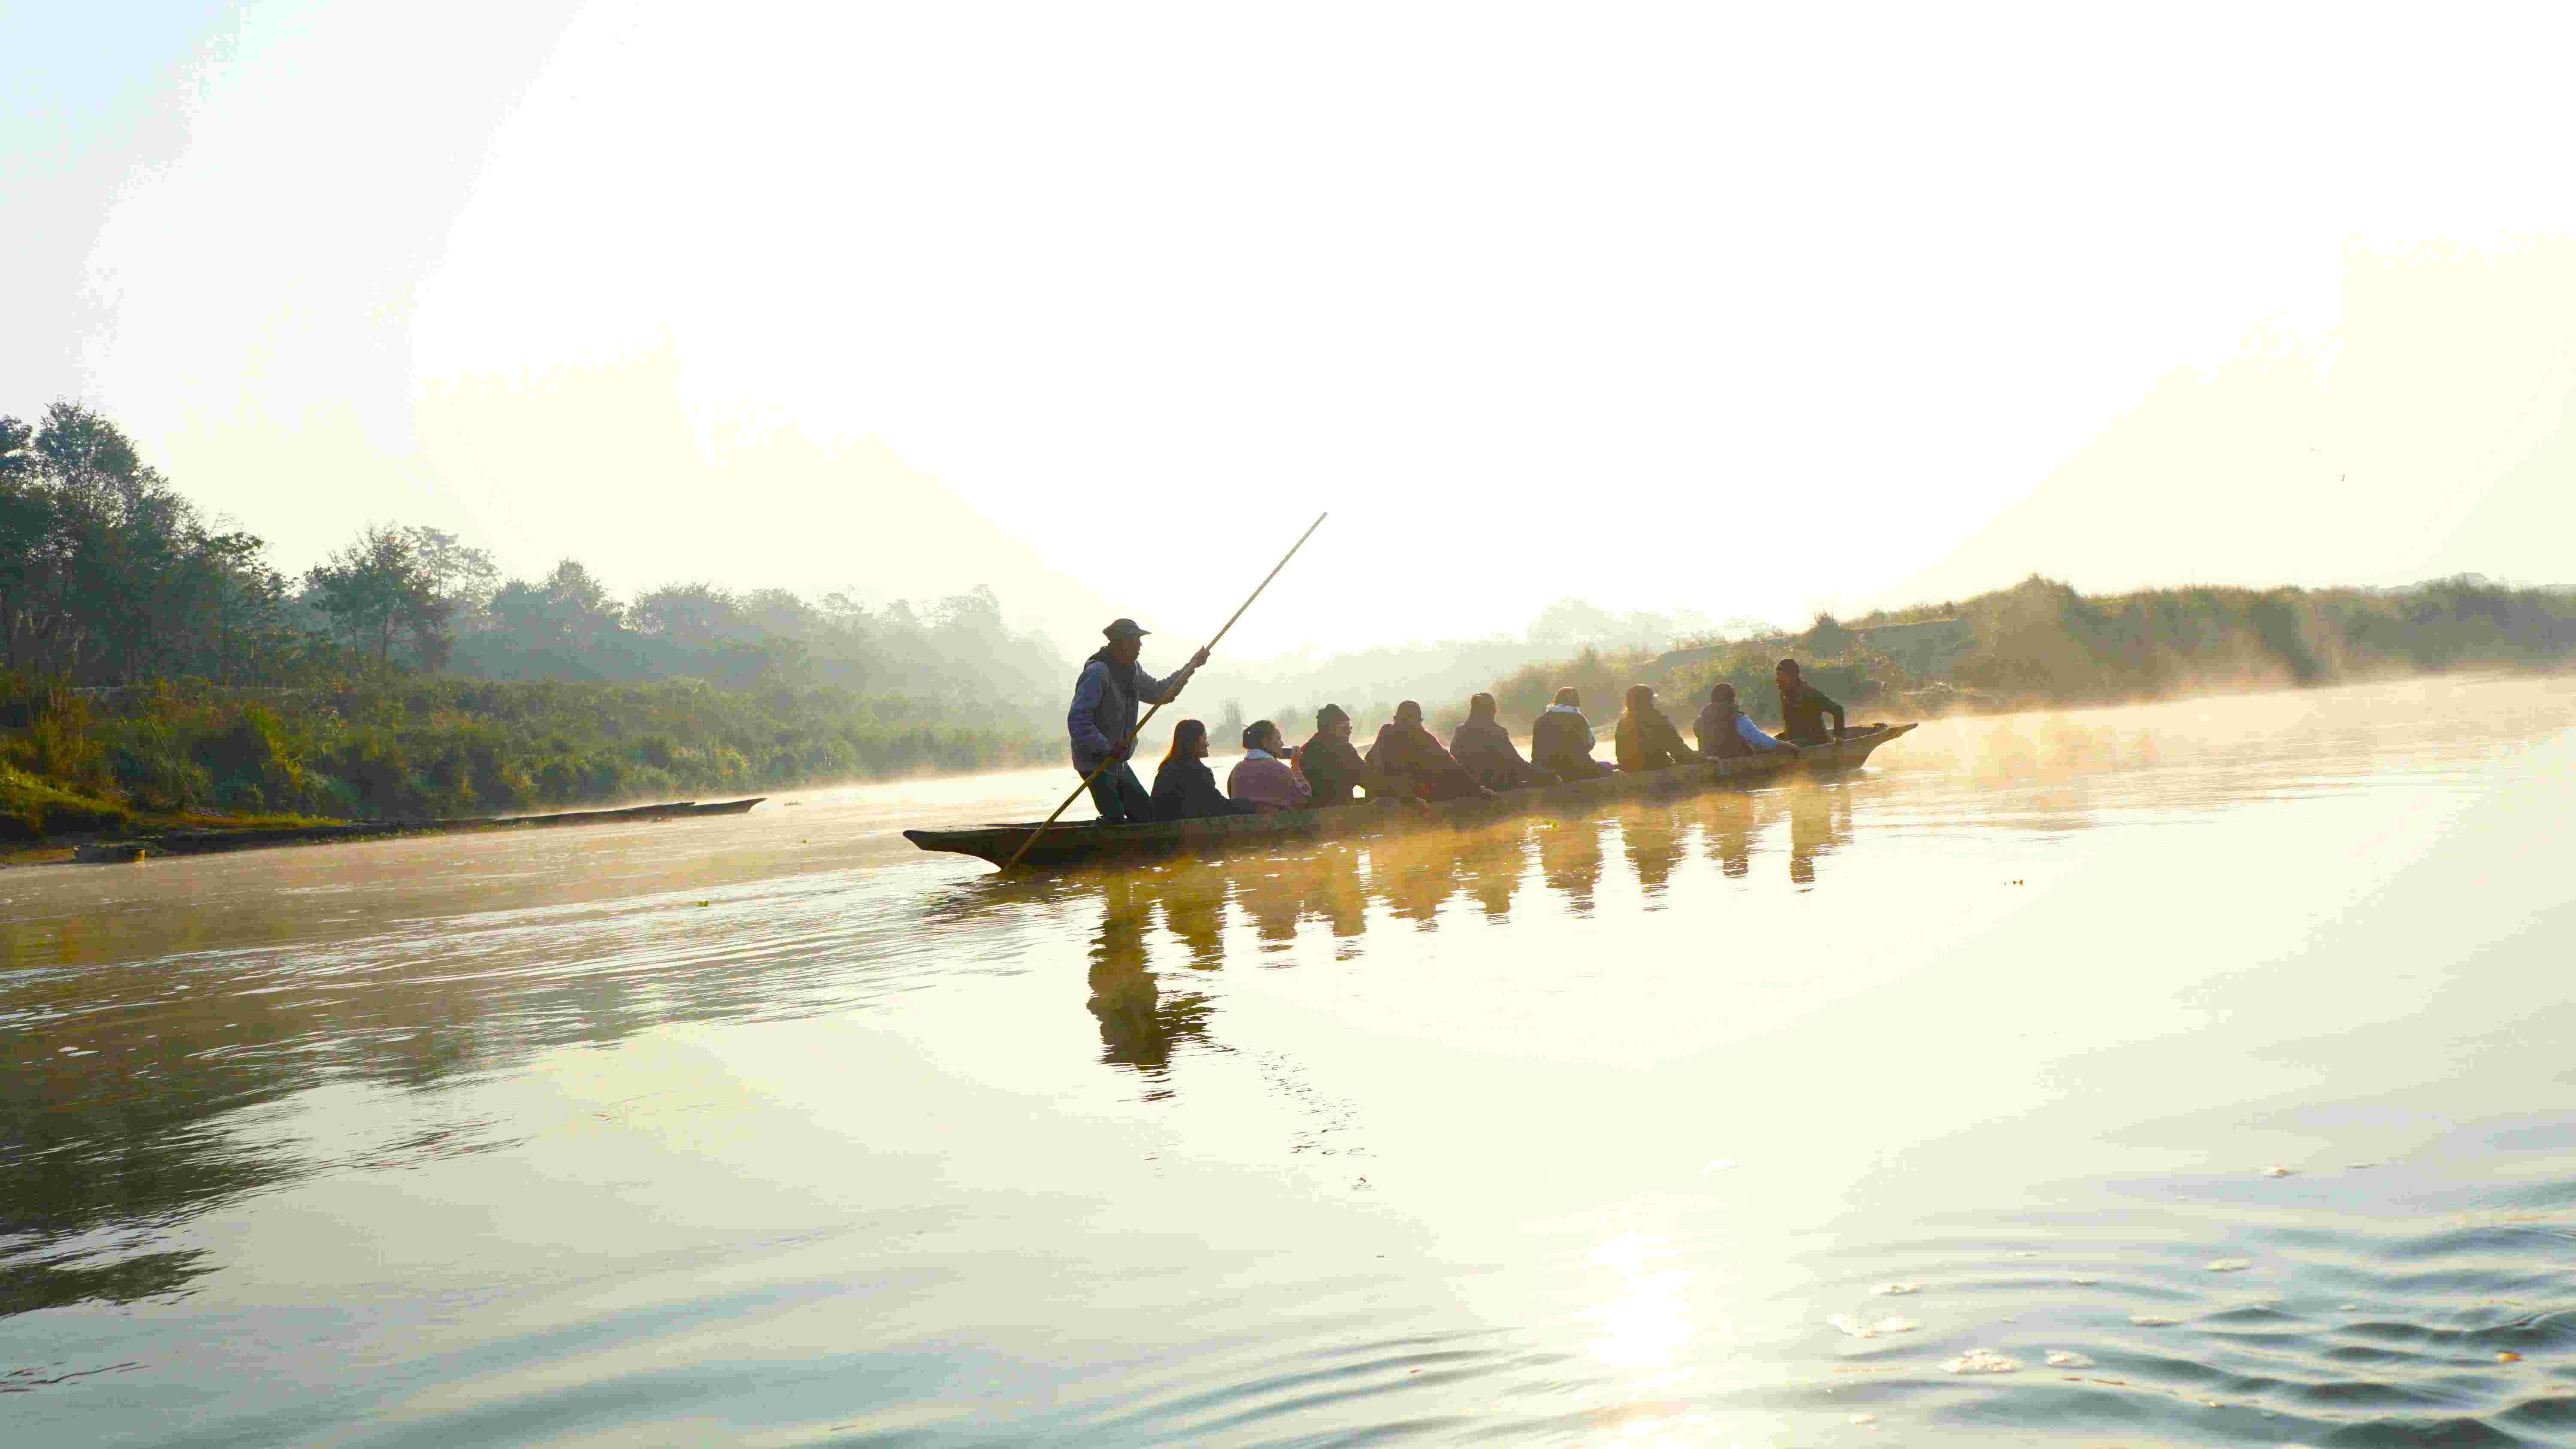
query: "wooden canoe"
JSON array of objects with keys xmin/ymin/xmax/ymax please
[
  {"xmin": 672, "ymin": 797, "xmax": 764, "ymax": 816},
  {"xmin": 905, "ymin": 722, "xmax": 1916, "ymax": 870},
  {"xmin": 77, "ymin": 796, "xmax": 767, "ymax": 862}
]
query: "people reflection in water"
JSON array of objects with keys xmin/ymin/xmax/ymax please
[
  {"xmin": 1084, "ymin": 875, "xmax": 1213, "ymax": 1091},
  {"xmin": 1537, "ymin": 818, "xmax": 1607, "ymax": 914},
  {"xmin": 1232, "ymin": 863, "xmax": 1306, "ymax": 952},
  {"xmin": 1696, "ymin": 790, "xmax": 1757, "ymax": 879},
  {"xmin": 1620, "ymin": 804, "xmax": 1689, "ymax": 897},
  {"xmin": 1373, "ymin": 841, "xmax": 1460, "ymax": 927},
  {"xmin": 1156, "ymin": 862, "xmax": 1231, "ymax": 969},
  {"xmin": 1786, "ymin": 782, "xmax": 1853, "ymax": 885},
  {"xmin": 1455, "ymin": 827, "xmax": 1530, "ymax": 919}
]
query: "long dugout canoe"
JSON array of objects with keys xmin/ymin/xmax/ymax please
[
  {"xmin": 905, "ymin": 723, "xmax": 1916, "ymax": 871},
  {"xmin": 77, "ymin": 797, "xmax": 767, "ymax": 862}
]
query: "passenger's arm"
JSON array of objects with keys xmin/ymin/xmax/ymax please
[{"xmin": 1821, "ymin": 692, "xmax": 1846, "ymax": 739}]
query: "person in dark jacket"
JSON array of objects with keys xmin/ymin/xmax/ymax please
[
  {"xmin": 1531, "ymin": 687, "xmax": 1612, "ymax": 779},
  {"xmin": 1150, "ymin": 719, "xmax": 1258, "ymax": 820},
  {"xmin": 1696, "ymin": 682, "xmax": 1795, "ymax": 758},
  {"xmin": 1614, "ymin": 684, "xmax": 1701, "ymax": 771},
  {"xmin": 1365, "ymin": 700, "xmax": 1491, "ymax": 802},
  {"xmin": 1449, "ymin": 692, "xmax": 1554, "ymax": 790},
  {"xmin": 1068, "ymin": 617, "xmax": 1209, "ymax": 824},
  {"xmin": 1772, "ymin": 658, "xmax": 1846, "ymax": 746},
  {"xmin": 1299, "ymin": 703, "xmax": 1403, "ymax": 806}
]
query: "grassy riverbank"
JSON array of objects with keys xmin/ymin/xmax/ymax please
[
  {"xmin": 0, "ymin": 673, "xmax": 1055, "ymax": 846},
  {"xmin": 1485, "ymin": 575, "xmax": 2576, "ymax": 731},
  {"xmin": 9, "ymin": 575, "xmax": 2571, "ymax": 851}
]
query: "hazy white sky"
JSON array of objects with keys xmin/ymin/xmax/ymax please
[{"xmin": 11, "ymin": 1, "xmax": 2574, "ymax": 659}]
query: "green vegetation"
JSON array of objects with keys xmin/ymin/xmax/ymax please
[
  {"xmin": 1, "ymin": 400, "xmax": 1066, "ymax": 839},
  {"xmin": 1484, "ymin": 579, "xmax": 2576, "ymax": 736},
  {"xmin": 0, "ymin": 673, "xmax": 1058, "ymax": 836},
  {"xmin": 1493, "ymin": 575, "xmax": 2576, "ymax": 730},
  {"xmin": 0, "ymin": 765, "xmax": 131, "ymax": 841},
  {"xmin": 9, "ymin": 398, "xmax": 2572, "ymax": 844}
]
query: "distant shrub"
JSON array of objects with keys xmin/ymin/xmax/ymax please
[{"xmin": 0, "ymin": 766, "xmax": 132, "ymax": 841}]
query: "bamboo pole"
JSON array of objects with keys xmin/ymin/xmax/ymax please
[{"xmin": 998, "ymin": 512, "xmax": 1328, "ymax": 872}]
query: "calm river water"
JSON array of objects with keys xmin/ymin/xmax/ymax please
[{"xmin": 5, "ymin": 675, "xmax": 2574, "ymax": 1446}]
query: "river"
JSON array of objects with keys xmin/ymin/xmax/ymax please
[{"xmin": 4, "ymin": 674, "xmax": 2573, "ymax": 1446}]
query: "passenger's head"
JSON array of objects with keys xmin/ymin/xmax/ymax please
[
  {"xmin": 1394, "ymin": 700, "xmax": 1424, "ymax": 727},
  {"xmin": 1243, "ymin": 720, "xmax": 1283, "ymax": 754},
  {"xmin": 1553, "ymin": 686, "xmax": 1580, "ymax": 707},
  {"xmin": 1625, "ymin": 683, "xmax": 1654, "ymax": 714},
  {"xmin": 1166, "ymin": 718, "xmax": 1208, "ymax": 763},
  {"xmin": 1468, "ymin": 691, "xmax": 1498, "ymax": 720},
  {"xmin": 1316, "ymin": 703, "xmax": 1352, "ymax": 738},
  {"xmin": 1710, "ymin": 682, "xmax": 1739, "ymax": 709},
  {"xmin": 1775, "ymin": 658, "xmax": 1801, "ymax": 686}
]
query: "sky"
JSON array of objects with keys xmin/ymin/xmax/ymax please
[{"xmin": 9, "ymin": 2, "xmax": 2575, "ymax": 661}]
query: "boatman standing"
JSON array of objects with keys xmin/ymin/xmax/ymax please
[{"xmin": 1069, "ymin": 618, "xmax": 1210, "ymax": 825}]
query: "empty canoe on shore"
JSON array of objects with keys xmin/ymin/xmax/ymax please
[
  {"xmin": 73, "ymin": 796, "xmax": 768, "ymax": 862},
  {"xmin": 904, "ymin": 723, "xmax": 1915, "ymax": 871}
]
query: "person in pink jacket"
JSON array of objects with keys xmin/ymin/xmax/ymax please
[{"xmin": 1225, "ymin": 720, "xmax": 1312, "ymax": 813}]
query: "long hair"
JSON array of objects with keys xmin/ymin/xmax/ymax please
[{"xmin": 1163, "ymin": 718, "xmax": 1206, "ymax": 766}]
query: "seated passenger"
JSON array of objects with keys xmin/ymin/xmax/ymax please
[
  {"xmin": 1299, "ymin": 703, "xmax": 1410, "ymax": 807},
  {"xmin": 1773, "ymin": 658, "xmax": 1847, "ymax": 746},
  {"xmin": 1149, "ymin": 719, "xmax": 1259, "ymax": 820},
  {"xmin": 1531, "ymin": 687, "xmax": 1614, "ymax": 779},
  {"xmin": 1365, "ymin": 700, "xmax": 1492, "ymax": 802},
  {"xmin": 1696, "ymin": 682, "xmax": 1795, "ymax": 758},
  {"xmin": 1226, "ymin": 719, "xmax": 1312, "ymax": 812},
  {"xmin": 1449, "ymin": 691, "xmax": 1554, "ymax": 790},
  {"xmin": 1614, "ymin": 683, "xmax": 1699, "ymax": 771}
]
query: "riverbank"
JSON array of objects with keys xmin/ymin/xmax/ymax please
[
  {"xmin": 1, "ymin": 794, "xmax": 768, "ymax": 868},
  {"xmin": 1483, "ymin": 574, "xmax": 2576, "ymax": 734},
  {"xmin": 0, "ymin": 673, "xmax": 1053, "ymax": 844}
]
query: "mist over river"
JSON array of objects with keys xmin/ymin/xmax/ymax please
[{"xmin": 5, "ymin": 675, "xmax": 2573, "ymax": 1446}]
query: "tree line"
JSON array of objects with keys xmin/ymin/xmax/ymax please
[{"xmin": 0, "ymin": 401, "xmax": 1066, "ymax": 715}]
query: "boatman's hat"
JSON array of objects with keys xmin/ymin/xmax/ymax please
[{"xmin": 1103, "ymin": 618, "xmax": 1150, "ymax": 640}]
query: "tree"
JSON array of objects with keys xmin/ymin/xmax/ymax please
[
  {"xmin": 1799, "ymin": 613, "xmax": 1857, "ymax": 658},
  {"xmin": 0, "ymin": 401, "xmax": 291, "ymax": 682},
  {"xmin": 402, "ymin": 527, "xmax": 499, "ymax": 618},
  {"xmin": 632, "ymin": 582, "xmax": 747, "ymax": 648},
  {"xmin": 305, "ymin": 525, "xmax": 452, "ymax": 668}
]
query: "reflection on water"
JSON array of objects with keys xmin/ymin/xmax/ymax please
[
  {"xmin": 3, "ymin": 676, "xmax": 2573, "ymax": 1446},
  {"xmin": 1085, "ymin": 876, "xmax": 1213, "ymax": 1090}
]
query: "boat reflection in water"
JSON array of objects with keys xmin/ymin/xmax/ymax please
[{"xmin": 1047, "ymin": 776, "xmax": 1887, "ymax": 1094}]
